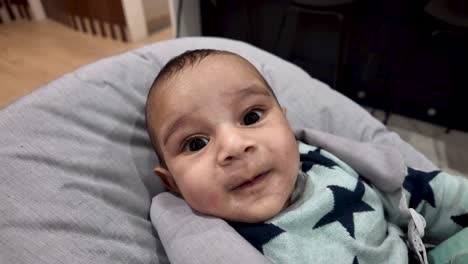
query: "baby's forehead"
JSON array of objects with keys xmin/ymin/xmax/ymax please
[
  {"xmin": 147, "ymin": 52, "xmax": 272, "ymax": 124},
  {"xmin": 157, "ymin": 55, "xmax": 265, "ymax": 95},
  {"xmin": 190, "ymin": 53, "xmax": 260, "ymax": 78}
]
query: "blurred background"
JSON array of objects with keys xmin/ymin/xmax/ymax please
[{"xmin": 0, "ymin": 0, "xmax": 467, "ymax": 175}]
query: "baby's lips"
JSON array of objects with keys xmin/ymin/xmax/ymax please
[
  {"xmin": 229, "ymin": 176, "xmax": 253, "ymax": 191},
  {"xmin": 229, "ymin": 169, "xmax": 271, "ymax": 191}
]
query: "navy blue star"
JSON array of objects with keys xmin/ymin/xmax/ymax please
[
  {"xmin": 314, "ymin": 180, "xmax": 374, "ymax": 239},
  {"xmin": 451, "ymin": 213, "xmax": 468, "ymax": 228},
  {"xmin": 229, "ymin": 222, "xmax": 285, "ymax": 254},
  {"xmin": 300, "ymin": 148, "xmax": 338, "ymax": 172},
  {"xmin": 403, "ymin": 167, "xmax": 440, "ymax": 209},
  {"xmin": 353, "ymin": 256, "xmax": 359, "ymax": 264}
]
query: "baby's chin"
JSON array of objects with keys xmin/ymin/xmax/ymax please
[{"xmin": 223, "ymin": 199, "xmax": 289, "ymax": 223}]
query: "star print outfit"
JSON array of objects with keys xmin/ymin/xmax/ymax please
[{"xmin": 230, "ymin": 141, "xmax": 468, "ymax": 264}]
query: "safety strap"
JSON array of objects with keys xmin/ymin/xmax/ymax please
[
  {"xmin": 408, "ymin": 208, "xmax": 428, "ymax": 264},
  {"xmin": 397, "ymin": 189, "xmax": 428, "ymax": 264}
]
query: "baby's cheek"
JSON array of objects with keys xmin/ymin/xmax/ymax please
[
  {"xmin": 206, "ymin": 192, "xmax": 221, "ymax": 209},
  {"xmin": 185, "ymin": 188, "xmax": 223, "ymax": 214}
]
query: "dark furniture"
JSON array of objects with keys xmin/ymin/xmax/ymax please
[
  {"xmin": 275, "ymin": 0, "xmax": 356, "ymax": 89},
  {"xmin": 200, "ymin": 0, "xmax": 468, "ymax": 132}
]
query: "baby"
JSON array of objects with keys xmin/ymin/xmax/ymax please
[{"xmin": 145, "ymin": 49, "xmax": 468, "ymax": 263}]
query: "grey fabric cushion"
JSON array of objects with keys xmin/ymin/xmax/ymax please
[
  {"xmin": 0, "ymin": 37, "xmax": 435, "ymax": 264},
  {"xmin": 151, "ymin": 193, "xmax": 272, "ymax": 264}
]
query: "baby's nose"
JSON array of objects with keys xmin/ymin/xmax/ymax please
[{"xmin": 217, "ymin": 126, "xmax": 256, "ymax": 166}]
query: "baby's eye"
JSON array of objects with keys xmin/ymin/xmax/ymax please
[
  {"xmin": 183, "ymin": 137, "xmax": 209, "ymax": 152},
  {"xmin": 242, "ymin": 110, "xmax": 263, "ymax": 126}
]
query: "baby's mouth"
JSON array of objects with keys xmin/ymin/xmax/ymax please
[{"xmin": 231, "ymin": 169, "xmax": 271, "ymax": 191}]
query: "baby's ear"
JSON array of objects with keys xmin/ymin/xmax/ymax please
[{"xmin": 154, "ymin": 167, "xmax": 180, "ymax": 193}]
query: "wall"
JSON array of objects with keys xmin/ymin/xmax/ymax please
[
  {"xmin": 142, "ymin": 0, "xmax": 168, "ymax": 22},
  {"xmin": 142, "ymin": 0, "xmax": 170, "ymax": 33},
  {"xmin": 168, "ymin": 0, "xmax": 201, "ymax": 37}
]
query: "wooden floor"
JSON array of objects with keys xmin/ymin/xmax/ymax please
[{"xmin": 0, "ymin": 19, "xmax": 173, "ymax": 109}]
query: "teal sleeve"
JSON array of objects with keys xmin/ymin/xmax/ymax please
[
  {"xmin": 428, "ymin": 227, "xmax": 468, "ymax": 264},
  {"xmin": 405, "ymin": 169, "xmax": 468, "ymax": 243},
  {"xmin": 381, "ymin": 168, "xmax": 468, "ymax": 244}
]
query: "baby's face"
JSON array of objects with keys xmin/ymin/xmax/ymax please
[{"xmin": 149, "ymin": 54, "xmax": 299, "ymax": 223}]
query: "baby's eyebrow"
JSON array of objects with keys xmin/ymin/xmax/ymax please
[
  {"xmin": 162, "ymin": 115, "xmax": 192, "ymax": 146},
  {"xmin": 230, "ymin": 85, "xmax": 271, "ymax": 102}
]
